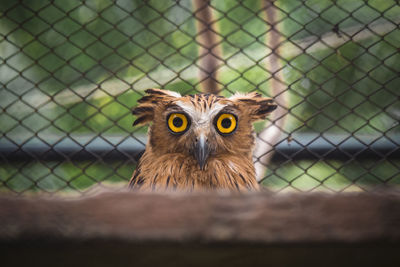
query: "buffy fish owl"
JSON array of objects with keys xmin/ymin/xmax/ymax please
[{"xmin": 129, "ymin": 89, "xmax": 277, "ymax": 192}]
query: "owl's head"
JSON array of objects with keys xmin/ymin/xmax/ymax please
[{"xmin": 133, "ymin": 89, "xmax": 277, "ymax": 170}]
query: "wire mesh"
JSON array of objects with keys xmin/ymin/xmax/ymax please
[{"xmin": 0, "ymin": 0, "xmax": 399, "ymax": 195}]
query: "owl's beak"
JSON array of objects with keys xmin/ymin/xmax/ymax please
[{"xmin": 193, "ymin": 134, "xmax": 210, "ymax": 171}]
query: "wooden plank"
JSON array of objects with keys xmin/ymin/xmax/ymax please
[{"xmin": 1, "ymin": 191, "xmax": 400, "ymax": 266}]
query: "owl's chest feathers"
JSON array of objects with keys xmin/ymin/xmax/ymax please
[{"xmin": 133, "ymin": 151, "xmax": 259, "ymax": 191}]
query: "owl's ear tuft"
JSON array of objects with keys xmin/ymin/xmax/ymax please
[
  {"xmin": 132, "ymin": 104, "xmax": 154, "ymax": 126},
  {"xmin": 230, "ymin": 92, "xmax": 277, "ymax": 121},
  {"xmin": 144, "ymin": 88, "xmax": 181, "ymax": 98},
  {"xmin": 132, "ymin": 106, "xmax": 153, "ymax": 115},
  {"xmin": 133, "ymin": 88, "xmax": 181, "ymax": 126},
  {"xmin": 132, "ymin": 114, "xmax": 150, "ymax": 126}
]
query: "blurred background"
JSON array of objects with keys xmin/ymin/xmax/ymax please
[{"xmin": 0, "ymin": 0, "xmax": 399, "ymax": 196}]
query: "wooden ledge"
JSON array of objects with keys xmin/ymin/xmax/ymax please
[{"xmin": 1, "ymin": 191, "xmax": 400, "ymax": 266}]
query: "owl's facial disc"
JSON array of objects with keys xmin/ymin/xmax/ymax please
[{"xmin": 193, "ymin": 134, "xmax": 209, "ymax": 171}]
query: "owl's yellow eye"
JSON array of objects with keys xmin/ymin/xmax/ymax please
[
  {"xmin": 215, "ymin": 113, "xmax": 237, "ymax": 135},
  {"xmin": 167, "ymin": 113, "xmax": 190, "ymax": 134}
]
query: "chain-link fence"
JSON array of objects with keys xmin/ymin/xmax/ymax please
[{"xmin": 1, "ymin": 0, "xmax": 399, "ymax": 195}]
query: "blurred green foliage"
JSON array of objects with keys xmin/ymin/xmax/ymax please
[
  {"xmin": 0, "ymin": 160, "xmax": 134, "ymax": 194},
  {"xmin": 0, "ymin": 0, "xmax": 399, "ymax": 194}
]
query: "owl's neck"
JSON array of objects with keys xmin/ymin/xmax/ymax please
[{"xmin": 131, "ymin": 149, "xmax": 259, "ymax": 192}]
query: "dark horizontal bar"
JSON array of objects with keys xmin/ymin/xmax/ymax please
[
  {"xmin": 0, "ymin": 133, "xmax": 399, "ymax": 162},
  {"xmin": 271, "ymin": 133, "xmax": 400, "ymax": 162},
  {"xmin": 0, "ymin": 135, "xmax": 147, "ymax": 162}
]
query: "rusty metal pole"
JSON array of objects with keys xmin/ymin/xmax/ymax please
[
  {"xmin": 193, "ymin": 0, "xmax": 222, "ymax": 95},
  {"xmin": 254, "ymin": 0, "xmax": 289, "ymax": 181}
]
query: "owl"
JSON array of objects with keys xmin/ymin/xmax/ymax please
[{"xmin": 129, "ymin": 89, "xmax": 277, "ymax": 192}]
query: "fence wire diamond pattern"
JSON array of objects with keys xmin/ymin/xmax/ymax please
[{"xmin": 0, "ymin": 0, "xmax": 399, "ymax": 195}]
